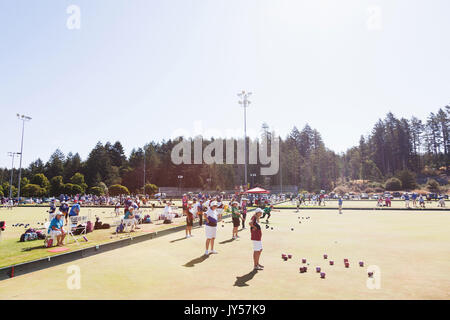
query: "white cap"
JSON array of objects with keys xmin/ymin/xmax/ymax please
[
  {"xmin": 210, "ymin": 201, "xmax": 218, "ymax": 207},
  {"xmin": 255, "ymin": 208, "xmax": 263, "ymax": 214}
]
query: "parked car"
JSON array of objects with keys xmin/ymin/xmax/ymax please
[{"xmin": 361, "ymin": 193, "xmax": 369, "ymax": 199}]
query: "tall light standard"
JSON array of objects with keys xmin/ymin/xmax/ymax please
[
  {"xmin": 238, "ymin": 91, "xmax": 252, "ymax": 188},
  {"xmin": 7, "ymin": 152, "xmax": 20, "ymax": 199},
  {"xmin": 143, "ymin": 146, "xmax": 146, "ymax": 195},
  {"xmin": 16, "ymin": 114, "xmax": 32, "ymax": 202},
  {"xmin": 250, "ymin": 173, "xmax": 256, "ymax": 188},
  {"xmin": 177, "ymin": 175, "xmax": 183, "ymax": 196}
]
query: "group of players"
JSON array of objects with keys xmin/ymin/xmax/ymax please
[{"xmin": 181, "ymin": 195, "xmax": 277, "ymax": 270}]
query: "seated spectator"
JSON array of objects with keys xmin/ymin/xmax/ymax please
[
  {"xmin": 48, "ymin": 212, "xmax": 66, "ymax": 246},
  {"xmin": 123, "ymin": 206, "xmax": 136, "ymax": 232},
  {"xmin": 438, "ymin": 197, "xmax": 445, "ymax": 207},
  {"xmin": 162, "ymin": 202, "xmax": 174, "ymax": 224},
  {"xmin": 419, "ymin": 195, "xmax": 426, "ymax": 208}
]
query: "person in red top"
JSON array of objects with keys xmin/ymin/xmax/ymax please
[{"xmin": 249, "ymin": 208, "xmax": 264, "ymax": 271}]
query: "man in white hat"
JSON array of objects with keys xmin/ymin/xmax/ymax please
[
  {"xmin": 48, "ymin": 212, "xmax": 66, "ymax": 246},
  {"xmin": 204, "ymin": 201, "xmax": 220, "ymax": 255}
]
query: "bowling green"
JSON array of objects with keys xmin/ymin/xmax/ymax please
[{"xmin": 0, "ymin": 209, "xmax": 449, "ymax": 299}]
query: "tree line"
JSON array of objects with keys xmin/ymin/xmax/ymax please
[{"xmin": 0, "ymin": 106, "xmax": 448, "ymax": 197}]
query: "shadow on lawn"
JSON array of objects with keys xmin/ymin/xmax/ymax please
[
  {"xmin": 219, "ymin": 238, "xmax": 235, "ymax": 244},
  {"xmin": 234, "ymin": 269, "xmax": 258, "ymax": 287},
  {"xmin": 170, "ymin": 237, "xmax": 187, "ymax": 243},
  {"xmin": 21, "ymin": 244, "xmax": 47, "ymax": 252},
  {"xmin": 183, "ymin": 254, "xmax": 210, "ymax": 267}
]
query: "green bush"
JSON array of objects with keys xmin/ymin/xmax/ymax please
[
  {"xmin": 426, "ymin": 179, "xmax": 440, "ymax": 192},
  {"xmin": 61, "ymin": 183, "xmax": 83, "ymax": 195},
  {"xmin": 89, "ymin": 186, "xmax": 104, "ymax": 196},
  {"xmin": 396, "ymin": 170, "xmax": 417, "ymax": 190},
  {"xmin": 50, "ymin": 176, "xmax": 63, "ymax": 196},
  {"xmin": 22, "ymin": 184, "xmax": 46, "ymax": 197},
  {"xmin": 70, "ymin": 173, "xmax": 88, "ymax": 192},
  {"xmin": 109, "ymin": 184, "xmax": 130, "ymax": 196},
  {"xmin": 385, "ymin": 178, "xmax": 402, "ymax": 191},
  {"xmin": 30, "ymin": 173, "xmax": 50, "ymax": 190},
  {"xmin": 144, "ymin": 183, "xmax": 158, "ymax": 195}
]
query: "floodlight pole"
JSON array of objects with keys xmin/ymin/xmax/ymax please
[
  {"xmin": 7, "ymin": 152, "xmax": 19, "ymax": 199},
  {"xmin": 143, "ymin": 147, "xmax": 146, "ymax": 195},
  {"xmin": 238, "ymin": 91, "xmax": 252, "ymax": 188},
  {"xmin": 16, "ymin": 114, "xmax": 31, "ymax": 202}
]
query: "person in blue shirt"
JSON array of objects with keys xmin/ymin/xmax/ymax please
[
  {"xmin": 338, "ymin": 197, "xmax": 343, "ymax": 214},
  {"xmin": 69, "ymin": 202, "xmax": 81, "ymax": 217},
  {"xmin": 404, "ymin": 193, "xmax": 410, "ymax": 208},
  {"xmin": 59, "ymin": 201, "xmax": 70, "ymax": 225},
  {"xmin": 49, "ymin": 200, "xmax": 56, "ymax": 214},
  {"xmin": 48, "ymin": 212, "xmax": 66, "ymax": 246}
]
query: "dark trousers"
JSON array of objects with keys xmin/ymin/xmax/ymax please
[
  {"xmin": 241, "ymin": 213, "xmax": 247, "ymax": 228},
  {"xmin": 198, "ymin": 214, "xmax": 203, "ymax": 226}
]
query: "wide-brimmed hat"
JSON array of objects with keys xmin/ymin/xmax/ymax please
[
  {"xmin": 255, "ymin": 208, "xmax": 263, "ymax": 214},
  {"xmin": 210, "ymin": 201, "xmax": 218, "ymax": 207}
]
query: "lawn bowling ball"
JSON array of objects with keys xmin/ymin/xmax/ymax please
[
  {"xmin": 271, "ymin": 227, "xmax": 273, "ymax": 230},
  {"xmin": 323, "ymin": 254, "xmax": 328, "ymax": 259},
  {"xmin": 299, "ymin": 267, "xmax": 304, "ymax": 273},
  {"xmin": 291, "ymin": 228, "xmax": 294, "ymax": 231},
  {"xmin": 282, "ymin": 254, "xmax": 286, "ymax": 258},
  {"xmin": 302, "ymin": 258, "xmax": 307, "ymax": 263},
  {"xmin": 344, "ymin": 258, "xmax": 349, "ymax": 263},
  {"xmin": 283, "ymin": 257, "xmax": 288, "ymax": 261},
  {"xmin": 345, "ymin": 262, "xmax": 350, "ymax": 268},
  {"xmin": 368, "ymin": 272, "xmax": 374, "ymax": 278},
  {"xmin": 266, "ymin": 225, "xmax": 269, "ymax": 229},
  {"xmin": 288, "ymin": 254, "xmax": 292, "ymax": 259},
  {"xmin": 320, "ymin": 272, "xmax": 326, "ymax": 279},
  {"xmin": 329, "ymin": 260, "xmax": 334, "ymax": 265},
  {"xmin": 316, "ymin": 266, "xmax": 321, "ymax": 273},
  {"xmin": 359, "ymin": 261, "xmax": 364, "ymax": 267}
]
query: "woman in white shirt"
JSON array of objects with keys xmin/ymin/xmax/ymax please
[
  {"xmin": 204, "ymin": 201, "xmax": 220, "ymax": 255},
  {"xmin": 163, "ymin": 202, "xmax": 174, "ymax": 223}
]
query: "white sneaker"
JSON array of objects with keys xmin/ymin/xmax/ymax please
[
  {"xmin": 210, "ymin": 250, "xmax": 218, "ymax": 254},
  {"xmin": 186, "ymin": 235, "xmax": 190, "ymax": 238},
  {"xmin": 205, "ymin": 250, "xmax": 209, "ymax": 255}
]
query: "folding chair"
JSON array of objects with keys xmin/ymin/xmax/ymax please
[{"xmin": 67, "ymin": 216, "xmax": 86, "ymax": 244}]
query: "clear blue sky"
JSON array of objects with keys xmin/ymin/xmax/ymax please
[{"xmin": 1, "ymin": 0, "xmax": 449, "ymax": 169}]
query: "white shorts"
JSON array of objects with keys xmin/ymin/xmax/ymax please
[
  {"xmin": 252, "ymin": 240, "xmax": 263, "ymax": 251},
  {"xmin": 205, "ymin": 225, "xmax": 217, "ymax": 239},
  {"xmin": 50, "ymin": 229, "xmax": 63, "ymax": 237}
]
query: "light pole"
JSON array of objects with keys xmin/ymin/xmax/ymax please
[
  {"xmin": 16, "ymin": 114, "xmax": 32, "ymax": 202},
  {"xmin": 143, "ymin": 147, "xmax": 146, "ymax": 195},
  {"xmin": 238, "ymin": 91, "xmax": 252, "ymax": 188},
  {"xmin": 7, "ymin": 152, "xmax": 20, "ymax": 199},
  {"xmin": 178, "ymin": 175, "xmax": 183, "ymax": 196},
  {"xmin": 250, "ymin": 173, "xmax": 256, "ymax": 188}
]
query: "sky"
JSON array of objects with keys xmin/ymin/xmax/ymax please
[{"xmin": 0, "ymin": 0, "xmax": 449, "ymax": 169}]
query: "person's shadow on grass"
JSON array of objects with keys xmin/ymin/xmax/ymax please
[
  {"xmin": 219, "ymin": 238, "xmax": 235, "ymax": 244},
  {"xmin": 234, "ymin": 269, "xmax": 258, "ymax": 287},
  {"xmin": 183, "ymin": 254, "xmax": 210, "ymax": 267},
  {"xmin": 170, "ymin": 237, "xmax": 187, "ymax": 243}
]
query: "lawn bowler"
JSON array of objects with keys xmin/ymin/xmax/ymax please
[
  {"xmin": 204, "ymin": 201, "xmax": 219, "ymax": 255},
  {"xmin": 250, "ymin": 208, "xmax": 264, "ymax": 271}
]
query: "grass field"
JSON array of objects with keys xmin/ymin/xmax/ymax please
[
  {"xmin": 274, "ymin": 199, "xmax": 449, "ymax": 209},
  {"xmin": 0, "ymin": 208, "xmax": 449, "ymax": 300},
  {"xmin": 0, "ymin": 206, "xmax": 188, "ymax": 268}
]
